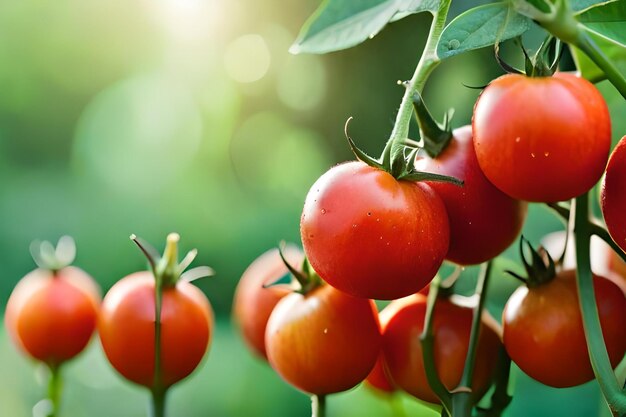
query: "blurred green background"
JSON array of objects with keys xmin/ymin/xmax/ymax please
[{"xmin": 0, "ymin": 0, "xmax": 624, "ymax": 416}]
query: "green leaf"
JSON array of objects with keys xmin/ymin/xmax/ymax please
[
  {"xmin": 290, "ymin": 0, "xmax": 439, "ymax": 54},
  {"xmin": 570, "ymin": 27, "xmax": 626, "ymax": 82},
  {"xmin": 437, "ymin": 2, "xmax": 532, "ymax": 59},
  {"xmin": 576, "ymin": 0, "xmax": 626, "ymax": 46},
  {"xmin": 571, "ymin": 0, "xmax": 608, "ymax": 12}
]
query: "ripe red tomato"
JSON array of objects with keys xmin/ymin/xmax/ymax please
[
  {"xmin": 301, "ymin": 161, "xmax": 449, "ymax": 300},
  {"xmin": 99, "ymin": 271, "xmax": 213, "ymax": 388},
  {"xmin": 415, "ymin": 125, "xmax": 527, "ymax": 265},
  {"xmin": 473, "ymin": 73, "xmax": 611, "ymax": 202},
  {"xmin": 381, "ymin": 294, "xmax": 500, "ymax": 404},
  {"xmin": 233, "ymin": 245, "xmax": 303, "ymax": 359},
  {"xmin": 5, "ymin": 266, "xmax": 100, "ymax": 366},
  {"xmin": 602, "ymin": 135, "xmax": 626, "ymax": 253},
  {"xmin": 265, "ymin": 284, "xmax": 381, "ymax": 395},
  {"xmin": 502, "ymin": 270, "xmax": 626, "ymax": 387},
  {"xmin": 365, "ymin": 353, "xmax": 395, "ymax": 394}
]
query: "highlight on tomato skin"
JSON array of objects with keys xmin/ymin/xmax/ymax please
[
  {"xmin": 233, "ymin": 245, "xmax": 304, "ymax": 360},
  {"xmin": 502, "ymin": 269, "xmax": 626, "ymax": 388},
  {"xmin": 98, "ymin": 271, "xmax": 214, "ymax": 388},
  {"xmin": 380, "ymin": 293, "xmax": 500, "ymax": 404},
  {"xmin": 415, "ymin": 125, "xmax": 527, "ymax": 265},
  {"xmin": 5, "ymin": 265, "xmax": 100, "ymax": 367},
  {"xmin": 472, "ymin": 72, "xmax": 611, "ymax": 203},
  {"xmin": 602, "ymin": 135, "xmax": 626, "ymax": 254},
  {"xmin": 265, "ymin": 283, "xmax": 382, "ymax": 395},
  {"xmin": 300, "ymin": 160, "xmax": 450, "ymax": 300}
]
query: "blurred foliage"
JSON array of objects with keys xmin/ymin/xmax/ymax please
[{"xmin": 0, "ymin": 0, "xmax": 624, "ymax": 416}]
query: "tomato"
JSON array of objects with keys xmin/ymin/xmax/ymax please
[
  {"xmin": 265, "ymin": 283, "xmax": 381, "ymax": 395},
  {"xmin": 381, "ymin": 294, "xmax": 500, "ymax": 404},
  {"xmin": 233, "ymin": 245, "xmax": 304, "ymax": 359},
  {"xmin": 473, "ymin": 73, "xmax": 611, "ymax": 202},
  {"xmin": 301, "ymin": 161, "xmax": 449, "ymax": 300},
  {"xmin": 602, "ymin": 135, "xmax": 626, "ymax": 253},
  {"xmin": 5, "ymin": 266, "xmax": 100, "ymax": 366},
  {"xmin": 415, "ymin": 125, "xmax": 527, "ymax": 265},
  {"xmin": 99, "ymin": 271, "xmax": 213, "ymax": 388},
  {"xmin": 502, "ymin": 270, "xmax": 626, "ymax": 387},
  {"xmin": 365, "ymin": 353, "xmax": 395, "ymax": 394}
]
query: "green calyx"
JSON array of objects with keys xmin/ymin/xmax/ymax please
[
  {"xmin": 276, "ymin": 244, "xmax": 323, "ymax": 295},
  {"xmin": 506, "ymin": 236, "xmax": 556, "ymax": 288},
  {"xmin": 344, "ymin": 117, "xmax": 463, "ymax": 186},
  {"xmin": 495, "ymin": 35, "xmax": 562, "ymax": 78},
  {"xmin": 131, "ymin": 233, "xmax": 214, "ymax": 288},
  {"xmin": 411, "ymin": 92, "xmax": 454, "ymax": 158},
  {"xmin": 30, "ymin": 236, "xmax": 76, "ymax": 274}
]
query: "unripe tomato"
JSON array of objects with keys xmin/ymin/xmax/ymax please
[
  {"xmin": 301, "ymin": 161, "xmax": 449, "ymax": 300},
  {"xmin": 5, "ymin": 266, "xmax": 100, "ymax": 366},
  {"xmin": 602, "ymin": 135, "xmax": 626, "ymax": 253},
  {"xmin": 502, "ymin": 270, "xmax": 626, "ymax": 387},
  {"xmin": 415, "ymin": 125, "xmax": 527, "ymax": 265},
  {"xmin": 381, "ymin": 294, "xmax": 500, "ymax": 404},
  {"xmin": 233, "ymin": 245, "xmax": 304, "ymax": 359},
  {"xmin": 99, "ymin": 271, "xmax": 213, "ymax": 388},
  {"xmin": 265, "ymin": 284, "xmax": 381, "ymax": 395},
  {"xmin": 473, "ymin": 73, "xmax": 611, "ymax": 202}
]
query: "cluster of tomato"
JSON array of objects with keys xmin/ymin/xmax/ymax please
[
  {"xmin": 5, "ymin": 233, "xmax": 213, "ymax": 406},
  {"xmin": 234, "ymin": 72, "xmax": 626, "ymax": 406}
]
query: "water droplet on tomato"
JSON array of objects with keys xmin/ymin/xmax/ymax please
[
  {"xmin": 544, "ymin": 151, "xmax": 550, "ymax": 157},
  {"xmin": 515, "ymin": 137, "xmax": 521, "ymax": 143},
  {"xmin": 531, "ymin": 153, "xmax": 536, "ymax": 158},
  {"xmin": 321, "ymin": 209, "xmax": 326, "ymax": 214}
]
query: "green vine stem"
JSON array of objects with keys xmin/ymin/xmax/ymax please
[
  {"xmin": 420, "ymin": 275, "xmax": 453, "ymax": 413},
  {"xmin": 311, "ymin": 394, "xmax": 326, "ymax": 417},
  {"xmin": 385, "ymin": 0, "xmax": 451, "ymax": 151},
  {"xmin": 573, "ymin": 193, "xmax": 626, "ymax": 416},
  {"xmin": 476, "ymin": 347, "xmax": 512, "ymax": 417},
  {"xmin": 151, "ymin": 388, "xmax": 167, "ymax": 417},
  {"xmin": 46, "ymin": 364, "xmax": 62, "ymax": 417}
]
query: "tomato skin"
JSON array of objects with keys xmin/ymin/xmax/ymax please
[
  {"xmin": 365, "ymin": 353, "xmax": 395, "ymax": 393},
  {"xmin": 233, "ymin": 246, "xmax": 303, "ymax": 359},
  {"xmin": 381, "ymin": 294, "xmax": 500, "ymax": 404},
  {"xmin": 602, "ymin": 136, "xmax": 626, "ymax": 253},
  {"xmin": 301, "ymin": 161, "xmax": 449, "ymax": 300},
  {"xmin": 265, "ymin": 284, "xmax": 381, "ymax": 395},
  {"xmin": 5, "ymin": 267, "xmax": 100, "ymax": 366},
  {"xmin": 502, "ymin": 270, "xmax": 626, "ymax": 387},
  {"xmin": 473, "ymin": 73, "xmax": 611, "ymax": 202},
  {"xmin": 98, "ymin": 271, "xmax": 213, "ymax": 388},
  {"xmin": 415, "ymin": 125, "xmax": 527, "ymax": 265}
]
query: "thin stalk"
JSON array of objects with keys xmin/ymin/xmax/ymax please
[
  {"xmin": 385, "ymin": 0, "xmax": 451, "ymax": 149},
  {"xmin": 476, "ymin": 348, "xmax": 512, "ymax": 417},
  {"xmin": 311, "ymin": 394, "xmax": 326, "ymax": 417},
  {"xmin": 46, "ymin": 364, "xmax": 62, "ymax": 417},
  {"xmin": 574, "ymin": 29, "xmax": 626, "ymax": 100},
  {"xmin": 150, "ymin": 388, "xmax": 168, "ymax": 417},
  {"xmin": 573, "ymin": 194, "xmax": 626, "ymax": 415},
  {"xmin": 420, "ymin": 275, "xmax": 453, "ymax": 413}
]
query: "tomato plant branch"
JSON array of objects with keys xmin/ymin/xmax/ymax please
[
  {"xmin": 475, "ymin": 348, "xmax": 512, "ymax": 417},
  {"xmin": 573, "ymin": 193, "xmax": 626, "ymax": 416},
  {"xmin": 420, "ymin": 275, "xmax": 453, "ymax": 413},
  {"xmin": 385, "ymin": 0, "xmax": 451, "ymax": 150},
  {"xmin": 545, "ymin": 202, "xmax": 626, "ymax": 265},
  {"xmin": 311, "ymin": 394, "xmax": 326, "ymax": 417},
  {"xmin": 46, "ymin": 364, "xmax": 62, "ymax": 417},
  {"xmin": 151, "ymin": 388, "xmax": 167, "ymax": 417}
]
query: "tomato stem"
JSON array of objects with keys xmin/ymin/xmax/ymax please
[
  {"xmin": 311, "ymin": 394, "xmax": 326, "ymax": 417},
  {"xmin": 459, "ymin": 261, "xmax": 492, "ymax": 388},
  {"xmin": 420, "ymin": 274, "xmax": 453, "ymax": 413},
  {"xmin": 475, "ymin": 348, "xmax": 512, "ymax": 417},
  {"xmin": 150, "ymin": 387, "xmax": 168, "ymax": 417},
  {"xmin": 45, "ymin": 364, "xmax": 62, "ymax": 417},
  {"xmin": 384, "ymin": 0, "xmax": 451, "ymax": 152},
  {"xmin": 573, "ymin": 193, "xmax": 626, "ymax": 415}
]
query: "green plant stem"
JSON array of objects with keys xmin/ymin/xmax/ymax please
[
  {"xmin": 311, "ymin": 394, "xmax": 326, "ymax": 417},
  {"xmin": 150, "ymin": 388, "xmax": 168, "ymax": 417},
  {"xmin": 574, "ymin": 29, "xmax": 626, "ymax": 100},
  {"xmin": 545, "ymin": 202, "xmax": 626, "ymax": 265},
  {"xmin": 46, "ymin": 364, "xmax": 62, "ymax": 417},
  {"xmin": 573, "ymin": 194, "xmax": 626, "ymax": 416},
  {"xmin": 385, "ymin": 0, "xmax": 451, "ymax": 149},
  {"xmin": 420, "ymin": 275, "xmax": 453, "ymax": 413}
]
